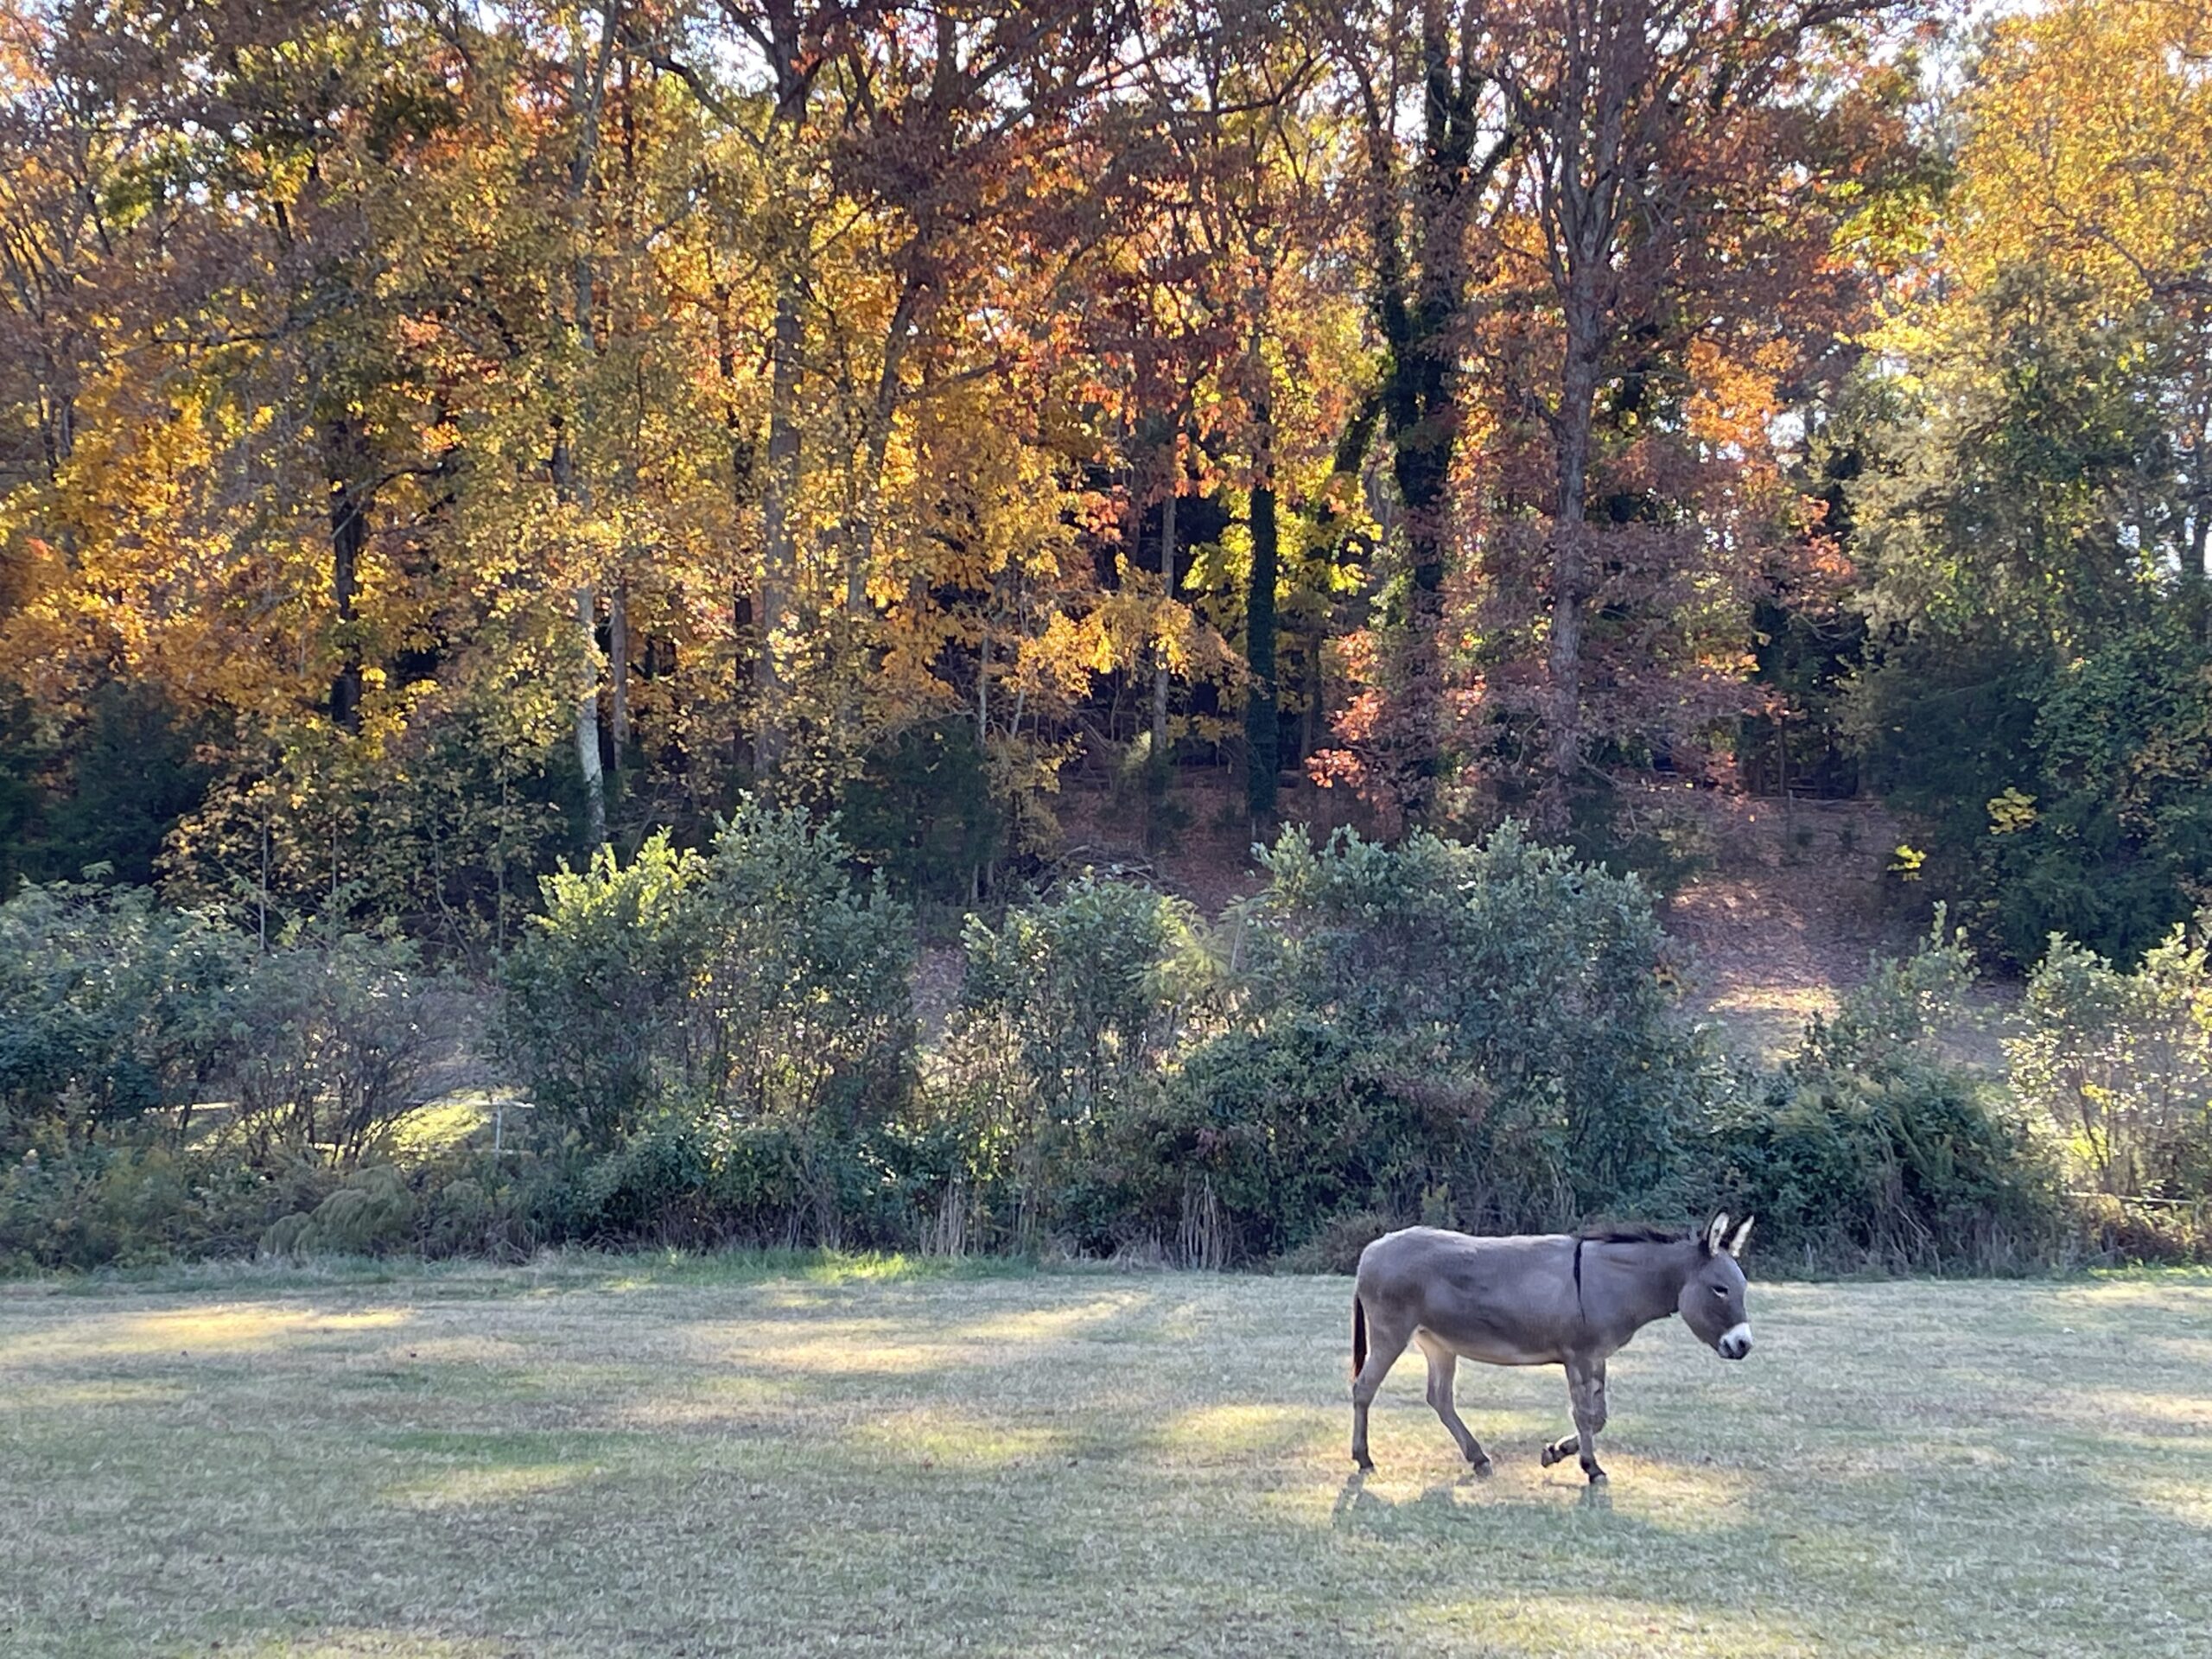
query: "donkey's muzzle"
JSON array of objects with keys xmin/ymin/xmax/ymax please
[{"xmin": 1716, "ymin": 1322, "xmax": 1753, "ymax": 1361}]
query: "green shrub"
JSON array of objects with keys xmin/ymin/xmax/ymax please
[
  {"xmin": 1096, "ymin": 1016, "xmax": 1482, "ymax": 1264},
  {"xmin": 0, "ymin": 1138, "xmax": 340, "ymax": 1270},
  {"xmin": 499, "ymin": 803, "xmax": 915, "ymax": 1159},
  {"xmin": 945, "ymin": 873, "xmax": 1213, "ymax": 1243},
  {"xmin": 2010, "ymin": 924, "xmax": 2212, "ymax": 1204},
  {"xmin": 0, "ymin": 880, "xmax": 249, "ymax": 1150},
  {"xmin": 1240, "ymin": 823, "xmax": 1707, "ymax": 1227},
  {"xmin": 497, "ymin": 831, "xmax": 707, "ymax": 1148},
  {"xmin": 1701, "ymin": 922, "xmax": 2064, "ymax": 1271},
  {"xmin": 685, "ymin": 800, "xmax": 916, "ymax": 1136},
  {"xmin": 259, "ymin": 1166, "xmax": 416, "ymax": 1256}
]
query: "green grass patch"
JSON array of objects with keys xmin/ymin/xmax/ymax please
[{"xmin": 2, "ymin": 1265, "xmax": 2205, "ymax": 1656}]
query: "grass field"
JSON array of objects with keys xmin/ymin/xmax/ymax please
[{"xmin": 3, "ymin": 1257, "xmax": 2208, "ymax": 1659}]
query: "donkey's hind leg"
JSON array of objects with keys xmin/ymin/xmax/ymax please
[
  {"xmin": 1350, "ymin": 1301, "xmax": 1413, "ymax": 1472},
  {"xmin": 1416, "ymin": 1333, "xmax": 1493, "ymax": 1476}
]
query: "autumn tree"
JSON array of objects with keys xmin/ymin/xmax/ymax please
[{"xmin": 1847, "ymin": 0, "xmax": 2212, "ymax": 963}]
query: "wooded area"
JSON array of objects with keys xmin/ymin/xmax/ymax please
[
  {"xmin": 3, "ymin": 0, "xmax": 2203, "ymax": 964},
  {"xmin": 3, "ymin": 1, "xmax": 2211, "ymax": 1272}
]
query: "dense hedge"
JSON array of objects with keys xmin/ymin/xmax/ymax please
[{"xmin": 3, "ymin": 816, "xmax": 2205, "ymax": 1273}]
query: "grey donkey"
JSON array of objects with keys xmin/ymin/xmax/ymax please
[{"xmin": 1350, "ymin": 1211, "xmax": 1756, "ymax": 1482}]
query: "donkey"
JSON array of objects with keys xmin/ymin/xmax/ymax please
[{"xmin": 1350, "ymin": 1211, "xmax": 1756, "ymax": 1483}]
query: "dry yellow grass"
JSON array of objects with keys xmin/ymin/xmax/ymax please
[{"xmin": 3, "ymin": 1257, "xmax": 2208, "ymax": 1657}]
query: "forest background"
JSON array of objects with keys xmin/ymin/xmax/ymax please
[{"xmin": 3, "ymin": 0, "xmax": 2209, "ymax": 1272}]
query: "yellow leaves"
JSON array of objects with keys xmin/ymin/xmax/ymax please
[
  {"xmin": 1956, "ymin": 0, "xmax": 2212, "ymax": 308},
  {"xmin": 1989, "ymin": 788, "xmax": 2041, "ymax": 836}
]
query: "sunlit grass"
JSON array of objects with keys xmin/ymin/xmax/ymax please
[
  {"xmin": 385, "ymin": 1092, "xmax": 499, "ymax": 1156},
  {"xmin": 2, "ymin": 1260, "xmax": 2206, "ymax": 1657}
]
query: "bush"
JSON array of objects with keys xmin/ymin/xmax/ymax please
[
  {"xmin": 261, "ymin": 1165, "xmax": 416, "ymax": 1256},
  {"xmin": 2010, "ymin": 924, "xmax": 2212, "ymax": 1204},
  {"xmin": 1701, "ymin": 922, "xmax": 2065, "ymax": 1271},
  {"xmin": 686, "ymin": 800, "xmax": 915, "ymax": 1137},
  {"xmin": 229, "ymin": 930, "xmax": 455, "ymax": 1168},
  {"xmin": 0, "ymin": 879, "xmax": 458, "ymax": 1265},
  {"xmin": 1096, "ymin": 1017, "xmax": 1485, "ymax": 1264},
  {"xmin": 1239, "ymin": 823, "xmax": 1707, "ymax": 1228},
  {"xmin": 944, "ymin": 873, "xmax": 1213, "ymax": 1244},
  {"xmin": 497, "ymin": 832, "xmax": 707, "ymax": 1148},
  {"xmin": 951, "ymin": 824, "xmax": 1727, "ymax": 1262},
  {"xmin": 497, "ymin": 800, "xmax": 918, "ymax": 1239},
  {"xmin": 0, "ymin": 1139, "xmax": 340, "ymax": 1270},
  {"xmin": 0, "ymin": 880, "xmax": 248, "ymax": 1150}
]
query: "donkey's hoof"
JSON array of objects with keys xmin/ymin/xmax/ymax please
[
  {"xmin": 1354, "ymin": 1455, "xmax": 1375, "ymax": 1473},
  {"xmin": 1539, "ymin": 1443, "xmax": 1566, "ymax": 1469},
  {"xmin": 1585, "ymin": 1467, "xmax": 1608, "ymax": 1485},
  {"xmin": 1470, "ymin": 1457, "xmax": 1495, "ymax": 1479}
]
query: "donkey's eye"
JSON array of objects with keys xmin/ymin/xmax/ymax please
[{"xmin": 1712, "ymin": 1286, "xmax": 1727, "ymax": 1298}]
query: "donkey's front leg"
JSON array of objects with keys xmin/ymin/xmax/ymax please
[{"xmin": 1540, "ymin": 1359, "xmax": 1609, "ymax": 1483}]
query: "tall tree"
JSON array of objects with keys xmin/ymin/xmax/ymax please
[{"xmin": 1478, "ymin": 0, "xmax": 1910, "ymax": 829}]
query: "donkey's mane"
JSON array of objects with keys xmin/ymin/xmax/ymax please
[{"xmin": 1575, "ymin": 1224, "xmax": 1688, "ymax": 1245}]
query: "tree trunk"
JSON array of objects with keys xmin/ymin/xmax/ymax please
[
  {"xmin": 756, "ymin": 276, "xmax": 801, "ymax": 781},
  {"xmin": 715, "ymin": 283, "xmax": 758, "ymax": 772},
  {"xmin": 1542, "ymin": 288, "xmax": 1604, "ymax": 836},
  {"xmin": 1152, "ymin": 458, "xmax": 1179, "ymax": 786},
  {"xmin": 608, "ymin": 578, "xmax": 629, "ymax": 771},
  {"xmin": 976, "ymin": 625, "xmax": 991, "ymax": 744},
  {"xmin": 323, "ymin": 416, "xmax": 371, "ymax": 732},
  {"xmin": 1245, "ymin": 397, "xmax": 1280, "ymax": 821},
  {"xmin": 575, "ymin": 581, "xmax": 607, "ymax": 845},
  {"xmin": 556, "ymin": 3, "xmax": 615, "ymax": 844}
]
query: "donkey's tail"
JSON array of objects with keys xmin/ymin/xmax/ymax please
[{"xmin": 1351, "ymin": 1294, "xmax": 1368, "ymax": 1381}]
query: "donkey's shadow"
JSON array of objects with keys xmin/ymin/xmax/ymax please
[{"xmin": 1331, "ymin": 1467, "xmax": 1614, "ymax": 1534}]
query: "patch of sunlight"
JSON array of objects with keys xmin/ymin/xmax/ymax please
[
  {"xmin": 2128, "ymin": 1475, "xmax": 2212, "ymax": 1528},
  {"xmin": 694, "ymin": 1326, "xmax": 960, "ymax": 1376},
  {"xmin": 2048, "ymin": 1278, "xmax": 2212, "ymax": 1313},
  {"xmin": 2149, "ymin": 1334, "xmax": 2212, "ymax": 1368},
  {"xmin": 851, "ymin": 1408, "xmax": 1073, "ymax": 1469},
  {"xmin": 1287, "ymin": 1453, "xmax": 1753, "ymax": 1535},
  {"xmin": 607, "ymin": 1376, "xmax": 801, "ymax": 1429},
  {"xmin": 1, "ymin": 1305, "xmax": 413, "ymax": 1366},
  {"xmin": 235, "ymin": 1631, "xmax": 527, "ymax": 1657},
  {"xmin": 382, "ymin": 1462, "xmax": 595, "ymax": 1512},
  {"xmin": 2050, "ymin": 1388, "xmax": 2212, "ymax": 1435},
  {"xmin": 799, "ymin": 1251, "xmax": 938, "ymax": 1284},
  {"xmin": 0, "ymin": 1377, "xmax": 183, "ymax": 1409},
  {"xmin": 1407, "ymin": 1592, "xmax": 1822, "ymax": 1658},
  {"xmin": 388, "ymin": 1093, "xmax": 493, "ymax": 1156},
  {"xmin": 1160, "ymin": 1402, "xmax": 1327, "ymax": 1458},
  {"xmin": 952, "ymin": 1294, "xmax": 1143, "ymax": 1345},
  {"xmin": 1586, "ymin": 1458, "xmax": 1756, "ymax": 1521}
]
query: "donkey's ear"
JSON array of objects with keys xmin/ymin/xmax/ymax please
[
  {"xmin": 1725, "ymin": 1215, "xmax": 1755, "ymax": 1258},
  {"xmin": 1703, "ymin": 1212, "xmax": 1731, "ymax": 1257}
]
